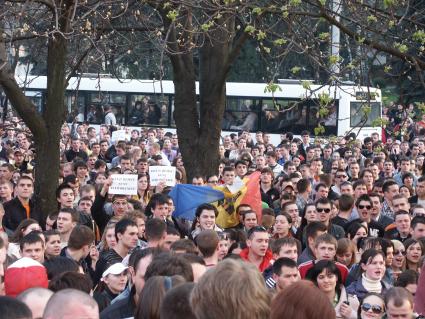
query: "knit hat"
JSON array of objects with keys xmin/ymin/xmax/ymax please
[{"xmin": 5, "ymin": 257, "xmax": 48, "ymax": 297}]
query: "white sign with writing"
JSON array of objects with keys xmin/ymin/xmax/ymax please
[
  {"xmin": 112, "ymin": 130, "xmax": 130, "ymax": 142},
  {"xmin": 109, "ymin": 174, "xmax": 138, "ymax": 195},
  {"xmin": 149, "ymin": 166, "xmax": 176, "ymax": 187}
]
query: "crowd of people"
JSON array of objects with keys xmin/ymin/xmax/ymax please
[{"xmin": 0, "ymin": 110, "xmax": 424, "ymax": 319}]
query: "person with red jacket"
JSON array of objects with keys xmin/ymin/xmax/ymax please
[{"xmin": 240, "ymin": 226, "xmax": 273, "ymax": 272}]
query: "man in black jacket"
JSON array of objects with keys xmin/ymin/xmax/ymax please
[
  {"xmin": 65, "ymin": 137, "xmax": 88, "ymax": 162},
  {"xmin": 3, "ymin": 176, "xmax": 41, "ymax": 231}
]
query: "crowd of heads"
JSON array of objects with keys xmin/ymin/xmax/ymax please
[{"xmin": 0, "ymin": 109, "xmax": 425, "ymax": 318}]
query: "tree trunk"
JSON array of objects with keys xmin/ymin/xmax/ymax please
[
  {"xmin": 169, "ymin": 11, "xmax": 237, "ymax": 181},
  {"xmin": 33, "ymin": 35, "xmax": 67, "ymax": 218}
]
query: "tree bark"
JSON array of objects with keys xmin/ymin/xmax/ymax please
[
  {"xmin": 164, "ymin": 8, "xmax": 242, "ymax": 181},
  {"xmin": 32, "ymin": 34, "xmax": 67, "ymax": 219},
  {"xmin": 0, "ymin": 0, "xmax": 71, "ymax": 222}
]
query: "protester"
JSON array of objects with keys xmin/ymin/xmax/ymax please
[{"xmin": 0, "ymin": 107, "xmax": 424, "ymax": 318}]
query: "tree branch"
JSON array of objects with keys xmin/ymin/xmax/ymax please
[
  {"xmin": 0, "ymin": 36, "xmax": 47, "ymax": 142},
  {"xmin": 315, "ymin": 0, "xmax": 425, "ymax": 70}
]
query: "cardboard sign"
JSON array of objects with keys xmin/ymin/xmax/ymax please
[
  {"xmin": 112, "ymin": 130, "xmax": 129, "ymax": 142},
  {"xmin": 109, "ymin": 174, "xmax": 138, "ymax": 195},
  {"xmin": 149, "ymin": 166, "xmax": 176, "ymax": 187}
]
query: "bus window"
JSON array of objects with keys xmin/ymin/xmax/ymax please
[
  {"xmin": 224, "ymin": 98, "xmax": 259, "ymax": 131},
  {"xmin": 129, "ymin": 94, "xmax": 168, "ymax": 126},
  {"xmin": 65, "ymin": 93, "xmax": 85, "ymax": 123},
  {"xmin": 350, "ymin": 101, "xmax": 380, "ymax": 127},
  {"xmin": 261, "ymin": 99, "xmax": 306, "ymax": 134},
  {"xmin": 89, "ymin": 93, "xmax": 126, "ymax": 125},
  {"xmin": 128, "ymin": 95, "xmax": 150, "ymax": 125},
  {"xmin": 86, "ymin": 105, "xmax": 104, "ymax": 124}
]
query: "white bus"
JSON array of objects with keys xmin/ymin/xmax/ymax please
[{"xmin": 18, "ymin": 75, "xmax": 382, "ymax": 139}]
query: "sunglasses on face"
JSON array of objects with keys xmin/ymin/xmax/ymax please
[
  {"xmin": 358, "ymin": 205, "xmax": 372, "ymax": 210},
  {"xmin": 316, "ymin": 208, "xmax": 331, "ymax": 213},
  {"xmin": 361, "ymin": 303, "xmax": 384, "ymax": 314},
  {"xmin": 394, "ymin": 250, "xmax": 406, "ymax": 256}
]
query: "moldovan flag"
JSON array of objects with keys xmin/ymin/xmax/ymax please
[
  {"xmin": 214, "ymin": 171, "xmax": 262, "ymax": 229},
  {"xmin": 169, "ymin": 184, "xmax": 225, "ymax": 220}
]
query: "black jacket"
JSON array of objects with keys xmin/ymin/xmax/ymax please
[
  {"xmin": 65, "ymin": 149, "xmax": 88, "ymax": 162},
  {"xmin": 100, "ymin": 291, "xmax": 136, "ymax": 319},
  {"xmin": 3, "ymin": 197, "xmax": 41, "ymax": 231}
]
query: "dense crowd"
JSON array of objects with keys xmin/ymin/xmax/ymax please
[{"xmin": 0, "ymin": 107, "xmax": 424, "ymax": 319}]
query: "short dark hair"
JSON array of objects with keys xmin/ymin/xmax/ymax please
[
  {"xmin": 195, "ymin": 230, "xmax": 219, "ymax": 258},
  {"xmin": 272, "ymin": 257, "xmax": 297, "ymax": 276},
  {"xmin": 170, "ymin": 239, "xmax": 198, "ymax": 255},
  {"xmin": 339, "ymin": 194, "xmax": 354, "ymax": 211},
  {"xmin": 315, "ymin": 197, "xmax": 331, "ymax": 207},
  {"xmin": 145, "ymin": 253, "xmax": 194, "ymax": 282},
  {"xmin": 56, "ymin": 183, "xmax": 74, "ymax": 199},
  {"xmin": 115, "ymin": 218, "xmax": 137, "ymax": 242},
  {"xmin": 353, "ymin": 180, "xmax": 367, "ymax": 190},
  {"xmin": 146, "ymin": 193, "xmax": 169, "ymax": 216},
  {"xmin": 394, "ymin": 269, "xmax": 419, "ymax": 288},
  {"xmin": 247, "ymin": 226, "xmax": 268, "ymax": 239},
  {"xmin": 394, "ymin": 210, "xmax": 410, "ymax": 220},
  {"xmin": 17, "ymin": 175, "xmax": 34, "ymax": 186},
  {"xmin": 270, "ymin": 237, "xmax": 300, "ymax": 255},
  {"xmin": 411, "ymin": 216, "xmax": 425, "ymax": 230},
  {"xmin": 20, "ymin": 232, "xmax": 43, "ymax": 251},
  {"xmin": 160, "ymin": 283, "xmax": 196, "ymax": 319},
  {"xmin": 43, "ymin": 257, "xmax": 80, "ymax": 280},
  {"xmin": 355, "ymin": 194, "xmax": 373, "ymax": 208},
  {"xmin": 129, "ymin": 247, "xmax": 164, "ymax": 274},
  {"xmin": 145, "ymin": 218, "xmax": 167, "ymax": 241},
  {"xmin": 58, "ymin": 207, "xmax": 79, "ymax": 223},
  {"xmin": 67, "ymin": 225, "xmax": 95, "ymax": 250},
  {"xmin": 195, "ymin": 203, "xmax": 218, "ymax": 218},
  {"xmin": 120, "ymin": 154, "xmax": 132, "ymax": 162},
  {"xmin": 383, "ymin": 180, "xmax": 398, "ymax": 193},
  {"xmin": 73, "ymin": 161, "xmax": 88, "ymax": 172},
  {"xmin": 242, "ymin": 210, "xmax": 257, "ymax": 221},
  {"xmin": 297, "ymin": 178, "xmax": 311, "ymax": 193},
  {"xmin": 305, "ymin": 221, "xmax": 328, "ymax": 241},
  {"xmin": 0, "ymin": 296, "xmax": 32, "ymax": 319},
  {"xmin": 48, "ymin": 272, "xmax": 93, "ymax": 294}
]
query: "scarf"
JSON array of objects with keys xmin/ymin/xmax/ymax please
[{"xmin": 362, "ymin": 273, "xmax": 382, "ymax": 294}]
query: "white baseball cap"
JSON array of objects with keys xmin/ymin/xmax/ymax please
[{"xmin": 102, "ymin": 263, "xmax": 128, "ymax": 279}]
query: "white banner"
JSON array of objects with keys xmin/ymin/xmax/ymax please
[
  {"xmin": 109, "ymin": 174, "xmax": 138, "ymax": 195},
  {"xmin": 149, "ymin": 166, "xmax": 176, "ymax": 187},
  {"xmin": 112, "ymin": 130, "xmax": 130, "ymax": 142}
]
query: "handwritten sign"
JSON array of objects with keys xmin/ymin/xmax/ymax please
[
  {"xmin": 149, "ymin": 166, "xmax": 176, "ymax": 187},
  {"xmin": 112, "ymin": 130, "xmax": 129, "ymax": 142},
  {"xmin": 109, "ymin": 174, "xmax": 138, "ymax": 195}
]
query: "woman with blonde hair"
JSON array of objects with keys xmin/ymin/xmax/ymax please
[{"xmin": 98, "ymin": 218, "xmax": 119, "ymax": 254}]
